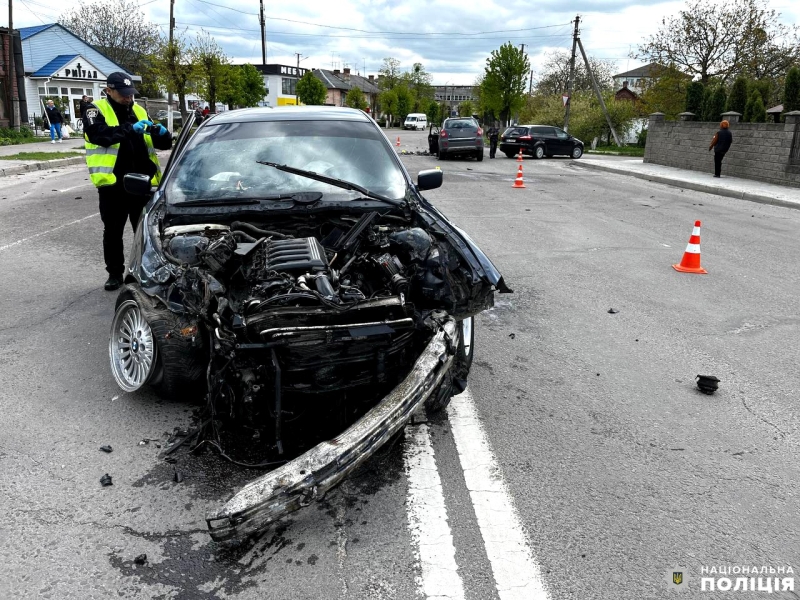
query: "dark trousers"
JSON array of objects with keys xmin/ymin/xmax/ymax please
[
  {"xmin": 489, "ymin": 138, "xmax": 498, "ymax": 158},
  {"xmin": 714, "ymin": 151, "xmax": 726, "ymax": 177},
  {"xmin": 98, "ymin": 185, "xmax": 147, "ymax": 276}
]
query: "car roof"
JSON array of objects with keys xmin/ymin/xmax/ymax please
[{"xmin": 208, "ymin": 106, "xmax": 372, "ymax": 125}]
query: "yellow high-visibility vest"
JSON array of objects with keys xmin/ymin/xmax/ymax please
[{"xmin": 84, "ymin": 99, "xmax": 162, "ymax": 188}]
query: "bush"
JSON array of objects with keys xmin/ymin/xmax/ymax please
[
  {"xmin": 0, "ymin": 127, "xmax": 36, "ymax": 143},
  {"xmin": 727, "ymin": 76, "xmax": 749, "ymax": 114},
  {"xmin": 685, "ymin": 81, "xmax": 705, "ymax": 116},
  {"xmin": 637, "ymin": 128, "xmax": 648, "ymax": 147},
  {"xmin": 784, "ymin": 66, "xmax": 800, "ymax": 114}
]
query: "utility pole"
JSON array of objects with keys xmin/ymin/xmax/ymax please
[
  {"xmin": 9, "ymin": 0, "xmax": 19, "ymax": 130},
  {"xmin": 564, "ymin": 14, "xmax": 580, "ymax": 132},
  {"xmin": 577, "ymin": 37, "xmax": 621, "ymax": 146},
  {"xmin": 259, "ymin": 0, "xmax": 266, "ymax": 66},
  {"xmin": 167, "ymin": 0, "xmax": 176, "ymax": 130},
  {"xmin": 295, "ymin": 53, "xmax": 302, "ymax": 105},
  {"xmin": 529, "ymin": 70, "xmax": 533, "ymax": 95}
]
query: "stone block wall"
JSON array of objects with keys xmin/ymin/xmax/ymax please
[{"xmin": 644, "ymin": 112, "xmax": 800, "ymax": 188}]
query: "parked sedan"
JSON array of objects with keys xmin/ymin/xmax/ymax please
[
  {"xmin": 155, "ymin": 109, "xmax": 184, "ymax": 128},
  {"xmin": 109, "ymin": 106, "xmax": 510, "ymax": 542},
  {"xmin": 499, "ymin": 124, "xmax": 584, "ymax": 159},
  {"xmin": 436, "ymin": 117, "xmax": 484, "ymax": 161}
]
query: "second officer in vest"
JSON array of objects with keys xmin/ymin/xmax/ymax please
[{"xmin": 83, "ymin": 72, "xmax": 173, "ymax": 291}]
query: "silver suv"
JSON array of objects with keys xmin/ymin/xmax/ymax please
[{"xmin": 435, "ymin": 117, "xmax": 484, "ymax": 161}]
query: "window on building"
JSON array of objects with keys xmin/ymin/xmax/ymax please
[
  {"xmin": 38, "ymin": 87, "xmax": 45, "ymax": 94},
  {"xmin": 47, "ymin": 87, "xmax": 58, "ymax": 94},
  {"xmin": 61, "ymin": 88, "xmax": 68, "ymax": 95},
  {"xmin": 282, "ymin": 78, "xmax": 297, "ymax": 95},
  {"xmin": 70, "ymin": 88, "xmax": 84, "ymax": 95}
]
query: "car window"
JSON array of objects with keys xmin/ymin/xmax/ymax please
[
  {"xmin": 504, "ymin": 127, "xmax": 528, "ymax": 137},
  {"xmin": 530, "ymin": 127, "xmax": 550, "ymax": 135},
  {"xmin": 554, "ymin": 128, "xmax": 569, "ymax": 139},
  {"xmin": 407, "ymin": 116, "xmax": 417, "ymax": 121},
  {"xmin": 445, "ymin": 119, "xmax": 477, "ymax": 130},
  {"xmin": 165, "ymin": 120, "xmax": 407, "ymax": 203}
]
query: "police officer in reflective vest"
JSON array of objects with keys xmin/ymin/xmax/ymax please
[{"xmin": 83, "ymin": 72, "xmax": 173, "ymax": 291}]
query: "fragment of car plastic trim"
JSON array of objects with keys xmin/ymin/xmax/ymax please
[{"xmin": 206, "ymin": 316, "xmax": 457, "ymax": 542}]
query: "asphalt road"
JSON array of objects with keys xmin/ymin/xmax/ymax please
[{"xmin": 1, "ymin": 129, "xmax": 799, "ymax": 599}]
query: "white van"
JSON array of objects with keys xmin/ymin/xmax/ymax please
[{"xmin": 403, "ymin": 113, "xmax": 428, "ymax": 130}]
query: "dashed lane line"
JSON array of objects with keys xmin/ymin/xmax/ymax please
[
  {"xmin": 0, "ymin": 213, "xmax": 99, "ymax": 253},
  {"xmin": 404, "ymin": 423, "xmax": 466, "ymax": 600},
  {"xmin": 448, "ymin": 389, "xmax": 551, "ymax": 600}
]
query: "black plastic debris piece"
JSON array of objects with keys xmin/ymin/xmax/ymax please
[
  {"xmin": 164, "ymin": 456, "xmax": 178, "ymax": 464},
  {"xmin": 696, "ymin": 374, "xmax": 720, "ymax": 394},
  {"xmin": 174, "ymin": 471, "xmax": 184, "ymax": 483},
  {"xmin": 100, "ymin": 474, "xmax": 113, "ymax": 487},
  {"xmin": 608, "ymin": 308, "xmax": 619, "ymax": 314},
  {"xmin": 134, "ymin": 554, "xmax": 148, "ymax": 565},
  {"xmin": 509, "ymin": 333, "xmax": 516, "ymax": 339},
  {"xmin": 74, "ymin": 196, "xmax": 82, "ymax": 200},
  {"xmin": 99, "ymin": 445, "xmax": 113, "ymax": 453}
]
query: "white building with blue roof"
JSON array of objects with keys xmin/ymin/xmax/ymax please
[{"xmin": 19, "ymin": 23, "xmax": 137, "ymax": 128}]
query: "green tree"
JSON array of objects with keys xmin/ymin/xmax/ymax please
[
  {"xmin": 685, "ymin": 81, "xmax": 705, "ymax": 116},
  {"xmin": 238, "ymin": 64, "xmax": 268, "ymax": 107},
  {"xmin": 481, "ymin": 43, "xmax": 531, "ymax": 125},
  {"xmin": 785, "ymin": 66, "xmax": 800, "ymax": 113},
  {"xmin": 345, "ymin": 86, "xmax": 369, "ymax": 110},
  {"xmin": 458, "ymin": 100, "xmax": 474, "ymax": 117},
  {"xmin": 150, "ymin": 33, "xmax": 197, "ymax": 120},
  {"xmin": 744, "ymin": 89, "xmax": 766, "ymax": 122},
  {"xmin": 217, "ymin": 64, "xmax": 242, "ymax": 108},
  {"xmin": 190, "ymin": 30, "xmax": 230, "ymax": 113},
  {"xmin": 535, "ymin": 49, "xmax": 616, "ymax": 95},
  {"xmin": 708, "ymin": 85, "xmax": 728, "ymax": 121},
  {"xmin": 700, "ymin": 86, "xmax": 714, "ymax": 120},
  {"xmin": 636, "ymin": 0, "xmax": 800, "ymax": 84},
  {"xmin": 639, "ymin": 63, "xmax": 690, "ymax": 119},
  {"xmin": 403, "ymin": 63, "xmax": 434, "ymax": 111},
  {"xmin": 380, "ymin": 89, "xmax": 398, "ymax": 126},
  {"xmin": 378, "ymin": 58, "xmax": 402, "ymax": 91},
  {"xmin": 395, "ymin": 85, "xmax": 414, "ymax": 121},
  {"xmin": 296, "ymin": 71, "xmax": 328, "ymax": 105},
  {"xmin": 426, "ymin": 100, "xmax": 440, "ymax": 124},
  {"xmin": 727, "ymin": 75, "xmax": 749, "ymax": 113},
  {"xmin": 750, "ymin": 78, "xmax": 772, "ymax": 107}
]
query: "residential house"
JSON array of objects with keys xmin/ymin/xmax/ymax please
[
  {"xmin": 612, "ymin": 63, "xmax": 661, "ymax": 96},
  {"xmin": 312, "ymin": 68, "xmax": 379, "ymax": 114},
  {"xmin": 18, "ymin": 23, "xmax": 137, "ymax": 129}
]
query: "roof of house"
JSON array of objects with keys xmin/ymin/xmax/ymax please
[
  {"xmin": 313, "ymin": 69, "xmax": 379, "ymax": 94},
  {"xmin": 19, "ymin": 24, "xmax": 56, "ymax": 40},
  {"xmin": 31, "ymin": 54, "xmax": 79, "ymax": 77},
  {"xmin": 613, "ymin": 63, "xmax": 661, "ymax": 79},
  {"xmin": 615, "ymin": 86, "xmax": 639, "ymax": 100}
]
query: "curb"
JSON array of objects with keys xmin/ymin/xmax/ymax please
[
  {"xmin": 0, "ymin": 156, "xmax": 85, "ymax": 178},
  {"xmin": 572, "ymin": 160, "xmax": 800, "ymax": 211}
]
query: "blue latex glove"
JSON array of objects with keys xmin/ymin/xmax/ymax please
[
  {"xmin": 132, "ymin": 119, "xmax": 153, "ymax": 134},
  {"xmin": 152, "ymin": 124, "xmax": 168, "ymax": 136}
]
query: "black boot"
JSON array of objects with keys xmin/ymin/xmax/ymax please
[{"xmin": 104, "ymin": 274, "xmax": 123, "ymax": 291}]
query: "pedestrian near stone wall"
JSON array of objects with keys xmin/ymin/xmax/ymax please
[{"xmin": 709, "ymin": 120, "xmax": 733, "ymax": 178}]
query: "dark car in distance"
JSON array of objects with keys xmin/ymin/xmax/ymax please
[
  {"xmin": 431, "ymin": 117, "xmax": 484, "ymax": 161},
  {"xmin": 499, "ymin": 125, "xmax": 584, "ymax": 159}
]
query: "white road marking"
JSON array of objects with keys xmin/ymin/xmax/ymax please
[
  {"xmin": 448, "ymin": 389, "xmax": 550, "ymax": 600},
  {"xmin": 0, "ymin": 213, "xmax": 99, "ymax": 253},
  {"xmin": 404, "ymin": 423, "xmax": 465, "ymax": 600}
]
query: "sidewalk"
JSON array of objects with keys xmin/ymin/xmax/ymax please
[
  {"xmin": 573, "ymin": 157, "xmax": 800, "ymax": 210},
  {"xmin": 0, "ymin": 138, "xmax": 86, "ymax": 177}
]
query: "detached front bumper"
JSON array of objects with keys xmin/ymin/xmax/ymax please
[{"xmin": 206, "ymin": 317, "xmax": 457, "ymax": 542}]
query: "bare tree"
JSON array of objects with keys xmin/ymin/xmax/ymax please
[
  {"xmin": 150, "ymin": 32, "xmax": 197, "ymax": 119},
  {"xmin": 636, "ymin": 0, "xmax": 800, "ymax": 84},
  {"xmin": 59, "ymin": 0, "xmax": 160, "ymax": 76},
  {"xmin": 534, "ymin": 50, "xmax": 615, "ymax": 96}
]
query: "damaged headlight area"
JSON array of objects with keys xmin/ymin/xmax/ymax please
[{"xmin": 110, "ymin": 206, "xmax": 498, "ymax": 541}]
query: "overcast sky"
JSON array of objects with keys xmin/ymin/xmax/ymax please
[{"xmin": 10, "ymin": 0, "xmax": 800, "ymax": 85}]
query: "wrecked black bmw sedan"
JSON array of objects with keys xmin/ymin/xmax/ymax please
[{"xmin": 108, "ymin": 106, "xmax": 510, "ymax": 542}]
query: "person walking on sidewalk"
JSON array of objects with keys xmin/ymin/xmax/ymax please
[
  {"xmin": 82, "ymin": 72, "xmax": 173, "ymax": 291},
  {"xmin": 709, "ymin": 120, "xmax": 733, "ymax": 178},
  {"xmin": 44, "ymin": 100, "xmax": 64, "ymax": 143},
  {"xmin": 487, "ymin": 121, "xmax": 501, "ymax": 158}
]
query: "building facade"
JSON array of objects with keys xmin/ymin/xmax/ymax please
[
  {"xmin": 18, "ymin": 24, "xmax": 136, "ymax": 128},
  {"xmin": 253, "ymin": 64, "xmax": 309, "ymax": 107},
  {"xmin": 313, "ymin": 68, "xmax": 379, "ymax": 113},
  {"xmin": 612, "ymin": 63, "xmax": 661, "ymax": 96},
  {"xmin": 433, "ymin": 85, "xmax": 477, "ymax": 116}
]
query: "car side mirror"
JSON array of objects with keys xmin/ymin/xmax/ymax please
[
  {"xmin": 123, "ymin": 173, "xmax": 153, "ymax": 196},
  {"xmin": 417, "ymin": 169, "xmax": 443, "ymax": 191}
]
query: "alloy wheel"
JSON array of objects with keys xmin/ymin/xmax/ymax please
[{"xmin": 109, "ymin": 300, "xmax": 158, "ymax": 392}]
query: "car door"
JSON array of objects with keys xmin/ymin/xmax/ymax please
[
  {"xmin": 538, "ymin": 127, "xmax": 560, "ymax": 155},
  {"xmin": 552, "ymin": 127, "xmax": 573, "ymax": 155},
  {"xmin": 428, "ymin": 124, "xmax": 440, "ymax": 153}
]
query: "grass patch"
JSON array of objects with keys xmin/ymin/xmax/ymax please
[
  {"xmin": 588, "ymin": 146, "xmax": 645, "ymax": 157},
  {"xmin": 0, "ymin": 151, "xmax": 83, "ymax": 161}
]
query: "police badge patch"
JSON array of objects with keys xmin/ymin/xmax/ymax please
[{"xmin": 85, "ymin": 109, "xmax": 99, "ymax": 119}]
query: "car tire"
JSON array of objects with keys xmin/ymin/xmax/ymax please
[
  {"xmin": 110, "ymin": 284, "xmax": 206, "ymax": 398},
  {"xmin": 504, "ymin": 151, "xmax": 516, "ymax": 159},
  {"xmin": 534, "ymin": 145, "xmax": 545, "ymax": 159},
  {"xmin": 425, "ymin": 316, "xmax": 474, "ymax": 413},
  {"xmin": 476, "ymin": 150, "xmax": 484, "ymax": 161},
  {"xmin": 437, "ymin": 147, "xmax": 447, "ymax": 160},
  {"xmin": 572, "ymin": 146, "xmax": 583, "ymax": 159}
]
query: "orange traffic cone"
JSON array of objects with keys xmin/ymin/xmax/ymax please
[
  {"xmin": 512, "ymin": 165, "xmax": 526, "ymax": 188},
  {"xmin": 672, "ymin": 220, "xmax": 707, "ymax": 274},
  {"xmin": 517, "ymin": 148, "xmax": 524, "ymax": 162},
  {"xmin": 396, "ymin": 136, "xmax": 401, "ymax": 147}
]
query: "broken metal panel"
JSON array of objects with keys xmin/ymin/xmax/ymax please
[{"xmin": 206, "ymin": 318, "xmax": 456, "ymax": 542}]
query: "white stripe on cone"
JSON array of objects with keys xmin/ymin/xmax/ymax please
[{"xmin": 684, "ymin": 243, "xmax": 701, "ymax": 254}]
